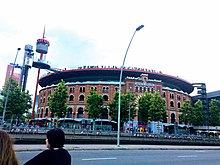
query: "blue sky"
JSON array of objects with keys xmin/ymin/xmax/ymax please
[{"xmin": 1, "ymin": 0, "xmax": 220, "ymax": 97}]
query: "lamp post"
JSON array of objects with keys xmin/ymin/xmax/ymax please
[
  {"xmin": 1, "ymin": 48, "xmax": 21, "ymax": 125},
  {"xmin": 117, "ymin": 25, "xmax": 144, "ymax": 147}
]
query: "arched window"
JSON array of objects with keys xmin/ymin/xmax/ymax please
[
  {"xmin": 102, "ymin": 86, "xmax": 109, "ymax": 93},
  {"xmin": 80, "ymin": 86, "xmax": 85, "ymax": 93},
  {"xmin": 69, "ymin": 87, "xmax": 74, "ymax": 93},
  {"xmin": 163, "ymin": 92, "xmax": 166, "ymax": 97},
  {"xmin": 77, "ymin": 107, "xmax": 84, "ymax": 118},
  {"xmin": 151, "ymin": 88, "xmax": 154, "ymax": 93},
  {"xmin": 67, "ymin": 107, "xmax": 73, "ymax": 118},
  {"xmin": 91, "ymin": 86, "xmax": 97, "ymax": 91},
  {"xmin": 79, "ymin": 95, "xmax": 85, "ymax": 101},
  {"xmin": 44, "ymin": 108, "xmax": 48, "ymax": 117},
  {"xmin": 170, "ymin": 93, "xmax": 174, "ymax": 99},
  {"xmin": 140, "ymin": 87, "xmax": 142, "ymax": 93},
  {"xmin": 135, "ymin": 86, "xmax": 139, "ymax": 92},
  {"xmin": 143, "ymin": 87, "xmax": 146, "ymax": 92},
  {"xmin": 69, "ymin": 95, "xmax": 74, "ymax": 101},
  {"xmin": 178, "ymin": 102, "xmax": 181, "ymax": 108},
  {"xmin": 171, "ymin": 113, "xmax": 175, "ymax": 123},
  {"xmin": 170, "ymin": 101, "xmax": 174, "ymax": 107},
  {"xmin": 40, "ymin": 109, "xmax": 44, "ymax": 118},
  {"xmin": 103, "ymin": 95, "xmax": 108, "ymax": 102}
]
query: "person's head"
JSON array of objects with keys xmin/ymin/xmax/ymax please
[
  {"xmin": 46, "ymin": 128, "xmax": 65, "ymax": 149},
  {"xmin": 0, "ymin": 130, "xmax": 19, "ymax": 165}
]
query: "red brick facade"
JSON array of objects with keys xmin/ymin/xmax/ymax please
[{"xmin": 37, "ymin": 73, "xmax": 191, "ymax": 124}]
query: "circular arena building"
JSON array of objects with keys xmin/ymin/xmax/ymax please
[{"xmin": 37, "ymin": 66, "xmax": 194, "ymax": 124}]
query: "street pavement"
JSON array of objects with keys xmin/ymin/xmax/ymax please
[{"xmin": 14, "ymin": 144, "xmax": 220, "ymax": 152}]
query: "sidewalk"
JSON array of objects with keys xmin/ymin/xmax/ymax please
[{"xmin": 14, "ymin": 144, "xmax": 220, "ymax": 152}]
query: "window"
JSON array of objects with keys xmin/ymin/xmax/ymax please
[
  {"xmin": 77, "ymin": 107, "xmax": 84, "ymax": 118},
  {"xmin": 135, "ymin": 86, "xmax": 138, "ymax": 92},
  {"xmin": 44, "ymin": 108, "xmax": 48, "ymax": 117},
  {"xmin": 170, "ymin": 101, "xmax": 174, "ymax": 107},
  {"xmin": 103, "ymin": 95, "xmax": 108, "ymax": 101},
  {"xmin": 140, "ymin": 87, "xmax": 142, "ymax": 93},
  {"xmin": 69, "ymin": 95, "xmax": 74, "ymax": 101},
  {"xmin": 170, "ymin": 93, "xmax": 174, "ymax": 99},
  {"xmin": 79, "ymin": 95, "xmax": 85, "ymax": 101},
  {"xmin": 90, "ymin": 86, "xmax": 97, "ymax": 91},
  {"xmin": 80, "ymin": 86, "xmax": 85, "ymax": 93},
  {"xmin": 70, "ymin": 87, "xmax": 74, "ymax": 93},
  {"xmin": 40, "ymin": 109, "xmax": 44, "ymax": 118},
  {"xmin": 171, "ymin": 113, "xmax": 175, "ymax": 123},
  {"xmin": 178, "ymin": 102, "xmax": 181, "ymax": 108},
  {"xmin": 177, "ymin": 95, "xmax": 181, "ymax": 100},
  {"xmin": 163, "ymin": 92, "xmax": 166, "ymax": 97},
  {"xmin": 102, "ymin": 87, "xmax": 109, "ymax": 93},
  {"xmin": 151, "ymin": 88, "xmax": 154, "ymax": 93},
  {"xmin": 67, "ymin": 107, "xmax": 73, "ymax": 118}
]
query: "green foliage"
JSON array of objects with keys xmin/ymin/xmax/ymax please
[
  {"xmin": 179, "ymin": 100, "xmax": 193, "ymax": 124},
  {"xmin": 48, "ymin": 80, "xmax": 68, "ymax": 118},
  {"xmin": 191, "ymin": 99, "xmax": 206, "ymax": 126},
  {"xmin": 209, "ymin": 99, "xmax": 220, "ymax": 126},
  {"xmin": 120, "ymin": 92, "xmax": 137, "ymax": 122},
  {"xmin": 138, "ymin": 92, "xmax": 152, "ymax": 124},
  {"xmin": 109, "ymin": 92, "xmax": 137, "ymax": 123},
  {"xmin": 0, "ymin": 78, "xmax": 32, "ymax": 119},
  {"xmin": 86, "ymin": 89, "xmax": 104, "ymax": 119},
  {"xmin": 148, "ymin": 92, "xmax": 167, "ymax": 122},
  {"xmin": 108, "ymin": 92, "xmax": 119, "ymax": 121}
]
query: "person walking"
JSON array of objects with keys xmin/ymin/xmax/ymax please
[
  {"xmin": 0, "ymin": 130, "xmax": 20, "ymax": 165},
  {"xmin": 24, "ymin": 128, "xmax": 71, "ymax": 165}
]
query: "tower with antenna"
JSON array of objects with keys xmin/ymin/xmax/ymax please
[{"xmin": 32, "ymin": 27, "xmax": 50, "ymax": 119}]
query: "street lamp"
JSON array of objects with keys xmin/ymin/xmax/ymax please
[
  {"xmin": 1, "ymin": 48, "xmax": 21, "ymax": 125},
  {"xmin": 117, "ymin": 25, "xmax": 144, "ymax": 147}
]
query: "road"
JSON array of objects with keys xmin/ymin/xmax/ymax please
[{"xmin": 17, "ymin": 150, "xmax": 220, "ymax": 165}]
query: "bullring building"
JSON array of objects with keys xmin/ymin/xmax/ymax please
[{"xmin": 37, "ymin": 66, "xmax": 193, "ymax": 124}]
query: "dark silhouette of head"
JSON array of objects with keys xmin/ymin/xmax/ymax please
[{"xmin": 47, "ymin": 128, "xmax": 65, "ymax": 148}]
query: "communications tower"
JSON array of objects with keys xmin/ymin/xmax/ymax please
[{"xmin": 32, "ymin": 27, "xmax": 50, "ymax": 119}]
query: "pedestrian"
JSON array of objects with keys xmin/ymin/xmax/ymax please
[
  {"xmin": 0, "ymin": 130, "xmax": 19, "ymax": 165},
  {"xmin": 24, "ymin": 128, "xmax": 71, "ymax": 165}
]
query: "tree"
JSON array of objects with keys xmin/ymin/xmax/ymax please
[
  {"xmin": 109, "ymin": 92, "xmax": 137, "ymax": 123},
  {"xmin": 148, "ymin": 92, "xmax": 167, "ymax": 122},
  {"xmin": 138, "ymin": 92, "xmax": 152, "ymax": 124},
  {"xmin": 191, "ymin": 99, "xmax": 206, "ymax": 126},
  {"xmin": 120, "ymin": 92, "xmax": 137, "ymax": 123},
  {"xmin": 48, "ymin": 80, "xmax": 68, "ymax": 118},
  {"xmin": 108, "ymin": 92, "xmax": 119, "ymax": 121},
  {"xmin": 0, "ymin": 78, "xmax": 32, "ymax": 120},
  {"xmin": 86, "ymin": 89, "xmax": 104, "ymax": 120},
  {"xmin": 179, "ymin": 100, "xmax": 193, "ymax": 124},
  {"xmin": 209, "ymin": 99, "xmax": 220, "ymax": 126}
]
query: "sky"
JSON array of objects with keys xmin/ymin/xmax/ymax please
[{"xmin": 0, "ymin": 0, "xmax": 220, "ymax": 98}]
